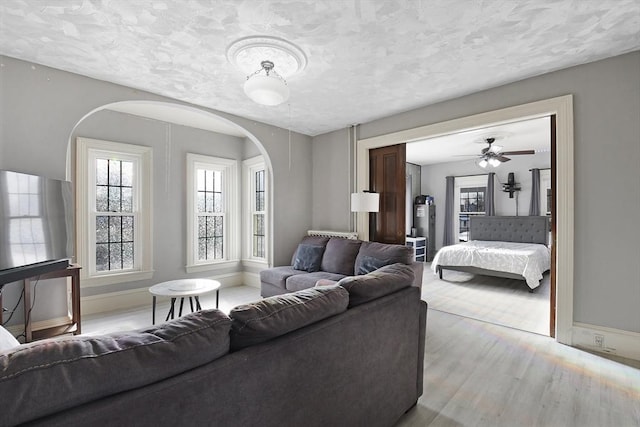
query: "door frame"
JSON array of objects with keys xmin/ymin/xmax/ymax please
[{"xmin": 355, "ymin": 95, "xmax": 573, "ymax": 344}]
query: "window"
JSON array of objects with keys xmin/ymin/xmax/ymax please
[
  {"xmin": 243, "ymin": 156, "xmax": 268, "ymax": 264},
  {"xmin": 454, "ymin": 176, "xmax": 487, "ymax": 242},
  {"xmin": 76, "ymin": 137, "xmax": 153, "ymax": 286},
  {"xmin": 540, "ymin": 169, "xmax": 552, "ymax": 215},
  {"xmin": 186, "ymin": 153, "xmax": 238, "ymax": 272}
]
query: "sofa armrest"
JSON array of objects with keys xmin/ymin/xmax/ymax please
[{"xmin": 410, "ymin": 262, "xmax": 424, "ymax": 289}]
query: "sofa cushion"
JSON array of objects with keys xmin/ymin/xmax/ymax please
[
  {"xmin": 286, "ymin": 271, "xmax": 347, "ymax": 292},
  {"xmin": 0, "ymin": 309, "xmax": 231, "ymax": 425},
  {"xmin": 260, "ymin": 266, "xmax": 306, "ymax": 290},
  {"xmin": 354, "ymin": 241, "xmax": 413, "ymax": 275},
  {"xmin": 320, "ymin": 237, "xmax": 363, "ymax": 275},
  {"xmin": 331, "ymin": 263, "xmax": 414, "ymax": 307},
  {"xmin": 292, "ymin": 243, "xmax": 326, "ymax": 272},
  {"xmin": 229, "ymin": 285, "xmax": 349, "ymax": 351}
]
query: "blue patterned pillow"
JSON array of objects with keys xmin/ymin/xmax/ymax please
[
  {"xmin": 356, "ymin": 254, "xmax": 389, "ymax": 275},
  {"xmin": 293, "ymin": 244, "xmax": 325, "ymax": 272}
]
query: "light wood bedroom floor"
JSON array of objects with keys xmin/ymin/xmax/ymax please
[
  {"xmin": 83, "ymin": 285, "xmax": 640, "ymax": 427},
  {"xmin": 421, "ymin": 262, "xmax": 550, "ymax": 335}
]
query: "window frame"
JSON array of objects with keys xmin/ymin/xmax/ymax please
[
  {"xmin": 242, "ymin": 156, "xmax": 268, "ymax": 266},
  {"xmin": 454, "ymin": 175, "xmax": 487, "ymax": 242},
  {"xmin": 76, "ymin": 137, "xmax": 153, "ymax": 286},
  {"xmin": 186, "ymin": 153, "xmax": 239, "ymax": 273}
]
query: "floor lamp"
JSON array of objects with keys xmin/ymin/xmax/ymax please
[{"xmin": 351, "ymin": 191, "xmax": 380, "ymax": 237}]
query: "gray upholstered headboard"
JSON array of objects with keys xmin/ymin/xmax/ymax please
[{"xmin": 469, "ymin": 216, "xmax": 549, "ymax": 245}]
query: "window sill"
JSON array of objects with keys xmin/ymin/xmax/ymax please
[
  {"xmin": 185, "ymin": 260, "xmax": 240, "ymax": 274},
  {"xmin": 242, "ymin": 259, "xmax": 268, "ymax": 269},
  {"xmin": 81, "ymin": 270, "xmax": 154, "ymax": 287}
]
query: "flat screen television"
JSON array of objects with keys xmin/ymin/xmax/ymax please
[{"xmin": 0, "ymin": 170, "xmax": 74, "ymax": 286}]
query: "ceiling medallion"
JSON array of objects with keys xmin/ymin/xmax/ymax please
[{"xmin": 227, "ymin": 36, "xmax": 307, "ymax": 106}]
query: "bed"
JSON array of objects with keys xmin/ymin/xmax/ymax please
[{"xmin": 431, "ymin": 216, "xmax": 551, "ymax": 290}]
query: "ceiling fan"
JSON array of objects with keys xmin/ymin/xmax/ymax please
[{"xmin": 476, "ymin": 137, "xmax": 535, "ymax": 168}]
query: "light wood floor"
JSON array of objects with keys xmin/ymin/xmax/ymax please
[
  {"xmin": 82, "ymin": 285, "xmax": 640, "ymax": 427},
  {"xmin": 422, "ymin": 262, "xmax": 550, "ymax": 336}
]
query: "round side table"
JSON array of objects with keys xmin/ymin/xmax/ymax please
[{"xmin": 149, "ymin": 279, "xmax": 221, "ymax": 324}]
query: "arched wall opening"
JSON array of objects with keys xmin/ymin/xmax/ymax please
[{"xmin": 65, "ymin": 100, "xmax": 274, "ymax": 311}]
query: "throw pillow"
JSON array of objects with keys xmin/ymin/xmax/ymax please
[
  {"xmin": 354, "ymin": 241, "xmax": 413, "ymax": 276},
  {"xmin": 292, "ymin": 244, "xmax": 325, "ymax": 272},
  {"xmin": 229, "ymin": 285, "xmax": 349, "ymax": 351},
  {"xmin": 356, "ymin": 254, "xmax": 390, "ymax": 275},
  {"xmin": 334, "ymin": 263, "xmax": 414, "ymax": 307},
  {"xmin": 0, "ymin": 325, "xmax": 20, "ymax": 352}
]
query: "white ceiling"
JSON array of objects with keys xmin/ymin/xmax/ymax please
[
  {"xmin": 407, "ymin": 116, "xmax": 551, "ymax": 166},
  {"xmin": 1, "ymin": 0, "xmax": 639, "ymax": 138}
]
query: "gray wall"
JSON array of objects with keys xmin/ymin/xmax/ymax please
[
  {"xmin": 311, "ymin": 127, "xmax": 353, "ymax": 231},
  {"xmin": 312, "ymin": 51, "xmax": 640, "ymax": 334},
  {"xmin": 0, "ymin": 55, "xmax": 313, "ymax": 322},
  {"xmin": 421, "ymin": 152, "xmax": 551, "ymax": 250}
]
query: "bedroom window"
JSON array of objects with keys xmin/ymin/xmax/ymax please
[
  {"xmin": 243, "ymin": 156, "xmax": 268, "ymax": 265},
  {"xmin": 76, "ymin": 137, "xmax": 153, "ymax": 286},
  {"xmin": 186, "ymin": 153, "xmax": 239, "ymax": 272},
  {"xmin": 455, "ymin": 176, "xmax": 487, "ymax": 242}
]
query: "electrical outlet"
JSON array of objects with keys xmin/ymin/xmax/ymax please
[{"xmin": 594, "ymin": 334, "xmax": 604, "ymax": 348}]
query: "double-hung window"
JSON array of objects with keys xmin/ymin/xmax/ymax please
[
  {"xmin": 186, "ymin": 153, "xmax": 238, "ymax": 272},
  {"xmin": 76, "ymin": 137, "xmax": 153, "ymax": 285},
  {"xmin": 243, "ymin": 156, "xmax": 268, "ymax": 264}
]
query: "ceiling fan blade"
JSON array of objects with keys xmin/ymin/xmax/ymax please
[
  {"xmin": 501, "ymin": 150, "xmax": 535, "ymax": 155},
  {"xmin": 496, "ymin": 155, "xmax": 511, "ymax": 163},
  {"xmin": 489, "ymin": 144, "xmax": 503, "ymax": 153}
]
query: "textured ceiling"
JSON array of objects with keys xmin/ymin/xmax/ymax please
[{"xmin": 1, "ymin": 0, "xmax": 639, "ymax": 136}]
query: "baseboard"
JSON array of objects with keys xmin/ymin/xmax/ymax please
[
  {"xmin": 242, "ymin": 272, "xmax": 261, "ymax": 288},
  {"xmin": 81, "ymin": 273, "xmax": 245, "ymax": 316},
  {"xmin": 572, "ymin": 322, "xmax": 640, "ymax": 361},
  {"xmin": 5, "ymin": 315, "xmax": 72, "ymax": 338}
]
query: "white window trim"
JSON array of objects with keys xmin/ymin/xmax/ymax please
[
  {"xmin": 186, "ymin": 153, "xmax": 239, "ymax": 273},
  {"xmin": 242, "ymin": 156, "xmax": 268, "ymax": 266},
  {"xmin": 76, "ymin": 137, "xmax": 153, "ymax": 287},
  {"xmin": 454, "ymin": 175, "xmax": 488, "ymax": 241}
]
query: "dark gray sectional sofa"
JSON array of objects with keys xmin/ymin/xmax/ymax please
[
  {"xmin": 260, "ymin": 235, "xmax": 424, "ymax": 297},
  {"xmin": 0, "ymin": 264, "xmax": 426, "ymax": 427}
]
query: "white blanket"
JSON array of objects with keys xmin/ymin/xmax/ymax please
[{"xmin": 431, "ymin": 240, "xmax": 551, "ymax": 289}]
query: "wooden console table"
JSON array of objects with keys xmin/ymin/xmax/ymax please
[{"xmin": 23, "ymin": 264, "xmax": 82, "ymax": 342}]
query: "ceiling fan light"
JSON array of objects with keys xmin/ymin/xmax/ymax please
[
  {"xmin": 478, "ymin": 158, "xmax": 488, "ymax": 168},
  {"xmin": 244, "ymin": 74, "xmax": 289, "ymax": 106},
  {"xmin": 488, "ymin": 157, "xmax": 501, "ymax": 167}
]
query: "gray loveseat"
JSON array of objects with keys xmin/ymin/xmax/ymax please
[
  {"xmin": 0, "ymin": 264, "xmax": 426, "ymax": 427},
  {"xmin": 260, "ymin": 235, "xmax": 424, "ymax": 297}
]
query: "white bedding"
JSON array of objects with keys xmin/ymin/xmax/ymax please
[{"xmin": 431, "ymin": 240, "xmax": 551, "ymax": 289}]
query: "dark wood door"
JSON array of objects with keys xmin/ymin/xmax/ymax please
[{"xmin": 369, "ymin": 144, "xmax": 406, "ymax": 244}]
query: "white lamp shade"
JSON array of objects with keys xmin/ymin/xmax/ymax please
[
  {"xmin": 244, "ymin": 75, "xmax": 289, "ymax": 106},
  {"xmin": 478, "ymin": 158, "xmax": 488, "ymax": 168},
  {"xmin": 488, "ymin": 157, "xmax": 501, "ymax": 167},
  {"xmin": 351, "ymin": 192, "xmax": 380, "ymax": 212}
]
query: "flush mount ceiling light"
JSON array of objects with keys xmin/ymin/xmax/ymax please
[{"xmin": 227, "ymin": 36, "xmax": 307, "ymax": 106}]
